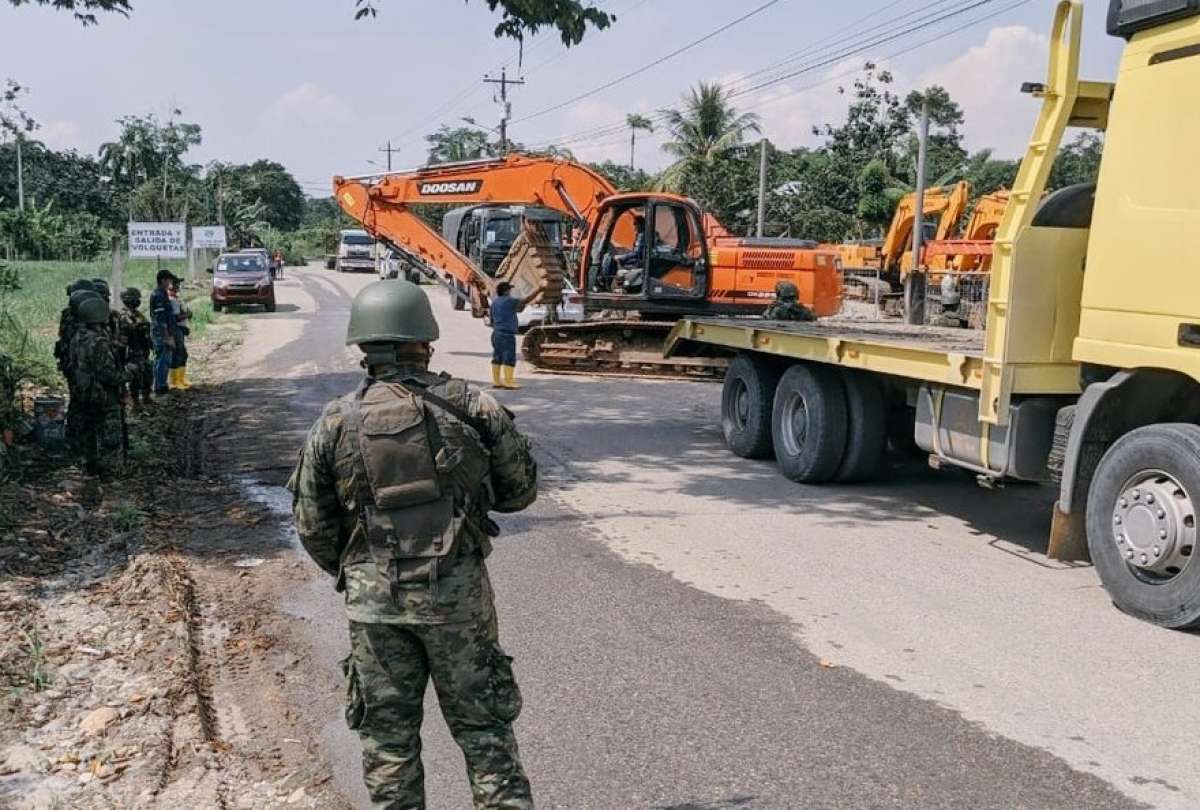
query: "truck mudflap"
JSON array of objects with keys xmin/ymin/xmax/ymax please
[{"xmin": 523, "ymin": 319, "xmax": 730, "ymax": 379}]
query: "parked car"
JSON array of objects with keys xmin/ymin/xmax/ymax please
[
  {"xmin": 516, "ymin": 279, "xmax": 584, "ymax": 332},
  {"xmin": 210, "ymin": 252, "xmax": 275, "ymax": 312}
]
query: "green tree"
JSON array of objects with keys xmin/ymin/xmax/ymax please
[
  {"xmin": 1049, "ymin": 132, "xmax": 1103, "ymax": 189},
  {"xmin": 425, "ymin": 126, "xmax": 496, "ymax": 165},
  {"xmin": 210, "ymin": 160, "xmax": 304, "ymax": 230},
  {"xmin": 5, "ymin": 0, "xmax": 129, "ymax": 25},
  {"xmin": 588, "ymin": 160, "xmax": 652, "ymax": 192},
  {"xmin": 355, "ymin": 0, "xmax": 612, "ymax": 45},
  {"xmin": 657, "ymin": 82, "xmax": 760, "ymax": 193},
  {"xmin": 962, "ymin": 149, "xmax": 1019, "ymax": 195},
  {"xmin": 0, "ymin": 141, "xmax": 124, "ymax": 227},
  {"xmin": 626, "ymin": 113, "xmax": 654, "ymax": 170},
  {"xmin": 856, "ymin": 158, "xmax": 893, "ymax": 234},
  {"xmin": 11, "ymin": 0, "xmax": 615, "ymax": 44}
]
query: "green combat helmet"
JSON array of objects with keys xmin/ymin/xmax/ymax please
[
  {"xmin": 120, "ymin": 287, "xmax": 142, "ymax": 308},
  {"xmin": 91, "ymin": 278, "xmax": 111, "ymax": 302},
  {"xmin": 774, "ymin": 280, "xmax": 799, "ymax": 301},
  {"xmin": 346, "ymin": 280, "xmax": 440, "ymax": 347},
  {"xmin": 77, "ymin": 296, "xmax": 111, "ymax": 325},
  {"xmin": 69, "ymin": 289, "xmax": 103, "ymax": 316},
  {"xmin": 67, "ymin": 278, "xmax": 96, "ymax": 297}
]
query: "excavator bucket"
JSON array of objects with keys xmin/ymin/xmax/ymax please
[{"xmin": 493, "ymin": 220, "xmax": 566, "ymax": 309}]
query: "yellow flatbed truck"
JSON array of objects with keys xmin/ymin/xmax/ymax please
[{"xmin": 663, "ymin": 0, "xmax": 1200, "ymax": 629}]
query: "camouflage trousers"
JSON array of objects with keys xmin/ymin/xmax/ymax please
[{"xmin": 345, "ymin": 612, "xmax": 532, "ymax": 810}]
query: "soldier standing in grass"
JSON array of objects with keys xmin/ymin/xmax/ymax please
[
  {"xmin": 116, "ymin": 288, "xmax": 154, "ymax": 408},
  {"xmin": 69, "ymin": 296, "xmax": 124, "ymax": 476},
  {"xmin": 289, "ymin": 280, "xmax": 538, "ymax": 809},
  {"xmin": 56, "ymin": 281, "xmax": 97, "ymax": 447}
]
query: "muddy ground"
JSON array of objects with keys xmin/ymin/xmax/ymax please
[{"xmin": 0, "ymin": 320, "xmax": 348, "ymax": 810}]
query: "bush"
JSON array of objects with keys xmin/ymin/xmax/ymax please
[{"xmin": 0, "ymin": 205, "xmax": 117, "ymax": 261}]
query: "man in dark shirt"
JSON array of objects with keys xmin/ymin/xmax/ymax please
[
  {"xmin": 490, "ymin": 282, "xmax": 536, "ymax": 390},
  {"xmin": 148, "ymin": 269, "xmax": 180, "ymax": 395}
]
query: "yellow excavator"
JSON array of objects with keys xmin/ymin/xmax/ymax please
[{"xmin": 834, "ymin": 181, "xmax": 970, "ymax": 303}]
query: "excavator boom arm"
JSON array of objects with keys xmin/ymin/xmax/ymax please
[{"xmin": 333, "ymin": 154, "xmax": 618, "ymax": 307}]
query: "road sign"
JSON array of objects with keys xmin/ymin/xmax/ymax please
[
  {"xmin": 128, "ymin": 222, "xmax": 187, "ymax": 259},
  {"xmin": 191, "ymin": 225, "xmax": 227, "ymax": 250}
]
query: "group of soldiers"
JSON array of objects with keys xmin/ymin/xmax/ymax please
[{"xmin": 53, "ymin": 278, "xmax": 154, "ymax": 474}]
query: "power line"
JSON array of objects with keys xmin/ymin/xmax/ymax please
[
  {"xmin": 510, "ymin": 0, "xmax": 785, "ymax": 125},
  {"xmin": 526, "ymin": 0, "xmax": 1015, "ymax": 151},
  {"xmin": 523, "ymin": 0, "xmax": 965, "ymax": 148}
]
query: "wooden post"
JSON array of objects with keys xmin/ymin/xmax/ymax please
[{"xmin": 111, "ymin": 241, "xmax": 124, "ymax": 293}]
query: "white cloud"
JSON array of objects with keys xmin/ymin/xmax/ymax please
[
  {"xmin": 265, "ymin": 83, "xmax": 352, "ymax": 131},
  {"xmin": 919, "ymin": 25, "xmax": 1048, "ymax": 157}
]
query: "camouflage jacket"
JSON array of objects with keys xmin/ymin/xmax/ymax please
[
  {"xmin": 116, "ymin": 308, "xmax": 152, "ymax": 360},
  {"xmin": 68, "ymin": 327, "xmax": 123, "ymax": 408},
  {"xmin": 763, "ymin": 300, "xmax": 816, "ymax": 322},
  {"xmin": 54, "ymin": 308, "xmax": 77, "ymax": 375},
  {"xmin": 288, "ymin": 366, "xmax": 538, "ymax": 625}
]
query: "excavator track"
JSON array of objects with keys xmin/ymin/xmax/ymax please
[{"xmin": 522, "ymin": 319, "xmax": 729, "ymax": 380}]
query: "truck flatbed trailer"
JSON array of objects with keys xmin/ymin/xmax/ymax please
[{"xmin": 667, "ymin": 317, "xmax": 986, "ymax": 390}]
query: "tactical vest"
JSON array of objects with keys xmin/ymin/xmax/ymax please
[{"xmin": 345, "ymin": 376, "xmax": 492, "ymax": 599}]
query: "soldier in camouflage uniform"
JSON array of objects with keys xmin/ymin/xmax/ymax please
[
  {"xmin": 289, "ymin": 279, "xmax": 538, "ymax": 809},
  {"xmin": 69, "ymin": 296, "xmax": 124, "ymax": 475},
  {"xmin": 763, "ymin": 279, "xmax": 817, "ymax": 322},
  {"xmin": 57, "ymin": 285, "xmax": 101, "ymax": 448},
  {"xmin": 116, "ymin": 288, "xmax": 154, "ymax": 407}
]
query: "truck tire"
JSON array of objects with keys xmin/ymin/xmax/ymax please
[
  {"xmin": 325, "ymin": 257, "xmax": 335, "ymax": 270},
  {"xmin": 721, "ymin": 353, "xmax": 782, "ymax": 459},
  {"xmin": 771, "ymin": 363, "xmax": 848, "ymax": 483},
  {"xmin": 1086, "ymin": 423, "xmax": 1200, "ymax": 629},
  {"xmin": 836, "ymin": 370, "xmax": 887, "ymax": 482},
  {"xmin": 451, "ymin": 283, "xmax": 465, "ymax": 311}
]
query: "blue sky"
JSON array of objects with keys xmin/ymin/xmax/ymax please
[{"xmin": 1, "ymin": 0, "xmax": 1123, "ymax": 198}]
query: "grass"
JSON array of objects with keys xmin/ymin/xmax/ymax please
[
  {"xmin": 0, "ymin": 258, "xmax": 214, "ymax": 391},
  {"xmin": 112, "ymin": 501, "xmax": 145, "ymax": 532}
]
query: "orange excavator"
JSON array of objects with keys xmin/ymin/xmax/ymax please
[{"xmin": 333, "ymin": 153, "xmax": 842, "ymax": 377}]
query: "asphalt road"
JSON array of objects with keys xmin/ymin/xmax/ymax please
[{"xmin": 223, "ymin": 264, "xmax": 1198, "ymax": 809}]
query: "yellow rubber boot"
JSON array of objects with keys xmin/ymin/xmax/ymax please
[
  {"xmin": 168, "ymin": 368, "xmax": 181, "ymax": 390},
  {"xmin": 502, "ymin": 365, "xmax": 521, "ymax": 390},
  {"xmin": 491, "ymin": 364, "xmax": 504, "ymax": 388},
  {"xmin": 177, "ymin": 368, "xmax": 193, "ymax": 390}
]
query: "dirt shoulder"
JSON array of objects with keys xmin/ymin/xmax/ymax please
[{"xmin": 0, "ymin": 316, "xmax": 349, "ymax": 810}]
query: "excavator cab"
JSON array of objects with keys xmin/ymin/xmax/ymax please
[{"xmin": 585, "ymin": 194, "xmax": 709, "ymax": 314}]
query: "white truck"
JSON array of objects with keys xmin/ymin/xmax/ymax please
[{"xmin": 325, "ymin": 229, "xmax": 378, "ymax": 273}]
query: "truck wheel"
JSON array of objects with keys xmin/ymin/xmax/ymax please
[
  {"xmin": 771, "ymin": 363, "xmax": 848, "ymax": 483},
  {"xmin": 1086, "ymin": 423, "xmax": 1200, "ymax": 629},
  {"xmin": 451, "ymin": 283, "xmax": 465, "ymax": 311},
  {"xmin": 721, "ymin": 353, "xmax": 781, "ymax": 459},
  {"xmin": 325, "ymin": 257, "xmax": 335, "ymax": 270},
  {"xmin": 211, "ymin": 303, "xmax": 222, "ymax": 313},
  {"xmin": 836, "ymin": 370, "xmax": 887, "ymax": 482}
]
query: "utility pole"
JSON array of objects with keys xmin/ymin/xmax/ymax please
[
  {"xmin": 15, "ymin": 133, "xmax": 25, "ymax": 212},
  {"xmin": 906, "ymin": 97, "xmax": 930, "ymax": 326},
  {"xmin": 756, "ymin": 138, "xmax": 768, "ymax": 238},
  {"xmin": 377, "ymin": 139, "xmax": 400, "ymax": 171},
  {"xmin": 483, "ymin": 67, "xmax": 524, "ymax": 154}
]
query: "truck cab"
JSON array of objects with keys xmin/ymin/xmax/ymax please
[
  {"xmin": 329, "ymin": 229, "xmax": 377, "ymax": 273},
  {"xmin": 442, "ymin": 205, "xmax": 567, "ymax": 278}
]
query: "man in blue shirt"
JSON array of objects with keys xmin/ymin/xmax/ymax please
[
  {"xmin": 148, "ymin": 269, "xmax": 180, "ymax": 395},
  {"xmin": 489, "ymin": 282, "xmax": 534, "ymax": 390}
]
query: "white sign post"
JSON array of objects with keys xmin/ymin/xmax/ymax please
[
  {"xmin": 128, "ymin": 222, "xmax": 187, "ymax": 259},
  {"xmin": 191, "ymin": 225, "xmax": 227, "ymax": 250}
]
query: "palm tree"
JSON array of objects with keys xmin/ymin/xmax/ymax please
[
  {"xmin": 657, "ymin": 82, "xmax": 761, "ymax": 191},
  {"xmin": 626, "ymin": 113, "xmax": 654, "ymax": 171}
]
